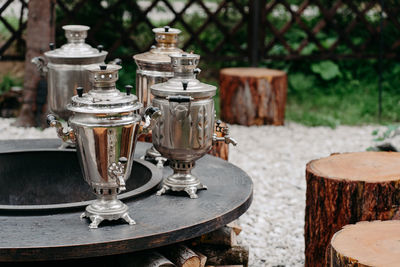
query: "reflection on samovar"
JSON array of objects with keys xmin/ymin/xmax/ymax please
[
  {"xmin": 47, "ymin": 64, "xmax": 160, "ymax": 228},
  {"xmin": 133, "ymin": 26, "xmax": 183, "ymax": 165},
  {"xmin": 151, "ymin": 53, "xmax": 237, "ymax": 199}
]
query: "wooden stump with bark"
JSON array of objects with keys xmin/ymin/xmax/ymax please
[
  {"xmin": 305, "ymin": 152, "xmax": 400, "ymax": 267},
  {"xmin": 331, "ymin": 220, "xmax": 400, "ymax": 267},
  {"xmin": 219, "ymin": 68, "xmax": 287, "ymax": 126}
]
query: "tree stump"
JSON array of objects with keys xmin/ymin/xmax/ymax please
[
  {"xmin": 219, "ymin": 68, "xmax": 287, "ymax": 126},
  {"xmin": 331, "ymin": 220, "xmax": 400, "ymax": 267},
  {"xmin": 305, "ymin": 152, "xmax": 400, "ymax": 267}
]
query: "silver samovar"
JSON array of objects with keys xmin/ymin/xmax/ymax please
[
  {"xmin": 47, "ymin": 64, "xmax": 161, "ymax": 228},
  {"xmin": 33, "ymin": 25, "xmax": 109, "ymax": 121},
  {"xmin": 151, "ymin": 53, "xmax": 237, "ymax": 199},
  {"xmin": 133, "ymin": 26, "xmax": 183, "ymax": 164}
]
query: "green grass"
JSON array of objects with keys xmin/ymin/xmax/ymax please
[{"xmin": 264, "ymin": 59, "xmax": 400, "ymax": 128}]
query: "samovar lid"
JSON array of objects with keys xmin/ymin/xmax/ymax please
[
  {"xmin": 133, "ymin": 26, "xmax": 183, "ymax": 68},
  {"xmin": 68, "ymin": 64, "xmax": 141, "ymax": 114},
  {"xmin": 44, "ymin": 25, "xmax": 107, "ymax": 63},
  {"xmin": 151, "ymin": 53, "xmax": 216, "ymax": 98}
]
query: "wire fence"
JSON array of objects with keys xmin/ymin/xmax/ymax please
[{"xmin": 0, "ymin": 0, "xmax": 399, "ymax": 65}]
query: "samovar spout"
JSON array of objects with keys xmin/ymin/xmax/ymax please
[
  {"xmin": 108, "ymin": 157, "xmax": 128, "ymax": 191},
  {"xmin": 213, "ymin": 120, "xmax": 238, "ymax": 146}
]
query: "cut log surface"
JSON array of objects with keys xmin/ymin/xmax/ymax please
[
  {"xmin": 331, "ymin": 220, "xmax": 400, "ymax": 267},
  {"xmin": 305, "ymin": 152, "xmax": 400, "ymax": 267},
  {"xmin": 117, "ymin": 251, "xmax": 175, "ymax": 267},
  {"xmin": 159, "ymin": 245, "xmax": 201, "ymax": 267},
  {"xmin": 219, "ymin": 68, "xmax": 287, "ymax": 126},
  {"xmin": 194, "ymin": 251, "xmax": 207, "ymax": 267},
  {"xmin": 226, "ymin": 221, "xmax": 242, "ymax": 236}
]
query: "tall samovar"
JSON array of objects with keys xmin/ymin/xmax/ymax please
[
  {"xmin": 151, "ymin": 53, "xmax": 237, "ymax": 199},
  {"xmin": 32, "ymin": 25, "xmax": 109, "ymax": 122},
  {"xmin": 133, "ymin": 26, "xmax": 183, "ymax": 164},
  {"xmin": 47, "ymin": 64, "xmax": 161, "ymax": 228}
]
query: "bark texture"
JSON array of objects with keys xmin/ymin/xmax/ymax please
[
  {"xmin": 14, "ymin": 0, "xmax": 55, "ymax": 127},
  {"xmin": 305, "ymin": 152, "xmax": 400, "ymax": 267},
  {"xmin": 219, "ymin": 68, "xmax": 287, "ymax": 126}
]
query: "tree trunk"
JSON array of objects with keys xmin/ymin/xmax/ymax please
[
  {"xmin": 14, "ymin": 0, "xmax": 55, "ymax": 127},
  {"xmin": 219, "ymin": 68, "xmax": 287, "ymax": 126},
  {"xmin": 305, "ymin": 152, "xmax": 400, "ymax": 267},
  {"xmin": 331, "ymin": 220, "xmax": 400, "ymax": 267}
]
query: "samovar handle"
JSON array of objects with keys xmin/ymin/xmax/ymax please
[
  {"xmin": 108, "ymin": 58, "xmax": 122, "ymax": 66},
  {"xmin": 31, "ymin": 56, "xmax": 48, "ymax": 77},
  {"xmin": 167, "ymin": 95, "xmax": 193, "ymax": 118},
  {"xmin": 139, "ymin": 106, "xmax": 162, "ymax": 135}
]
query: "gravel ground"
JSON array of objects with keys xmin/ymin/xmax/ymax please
[
  {"xmin": 229, "ymin": 122, "xmax": 379, "ymax": 267},
  {"xmin": 0, "ymin": 118, "xmax": 380, "ymax": 266}
]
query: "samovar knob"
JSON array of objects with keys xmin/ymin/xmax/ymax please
[
  {"xmin": 100, "ymin": 64, "xmax": 107, "ymax": 70},
  {"xmin": 164, "ymin": 26, "xmax": 170, "ymax": 32},
  {"xmin": 76, "ymin": 87, "xmax": 84, "ymax": 97},
  {"xmin": 182, "ymin": 81, "xmax": 188, "ymax": 91},
  {"xmin": 49, "ymin": 42, "xmax": 55, "ymax": 50},
  {"xmin": 125, "ymin": 85, "xmax": 133, "ymax": 96},
  {"xmin": 97, "ymin": 45, "xmax": 104, "ymax": 53}
]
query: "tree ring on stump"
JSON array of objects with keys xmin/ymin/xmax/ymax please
[{"xmin": 331, "ymin": 220, "xmax": 400, "ymax": 267}]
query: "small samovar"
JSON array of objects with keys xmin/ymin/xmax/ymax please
[
  {"xmin": 151, "ymin": 53, "xmax": 237, "ymax": 199},
  {"xmin": 133, "ymin": 26, "xmax": 183, "ymax": 164},
  {"xmin": 47, "ymin": 64, "xmax": 161, "ymax": 228},
  {"xmin": 32, "ymin": 25, "xmax": 110, "ymax": 122}
]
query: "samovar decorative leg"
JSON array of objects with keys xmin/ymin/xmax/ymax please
[
  {"xmin": 88, "ymin": 215, "xmax": 104, "ymax": 229},
  {"xmin": 156, "ymin": 184, "xmax": 171, "ymax": 196},
  {"xmin": 121, "ymin": 212, "xmax": 136, "ymax": 225},
  {"xmin": 184, "ymin": 186, "xmax": 199, "ymax": 199}
]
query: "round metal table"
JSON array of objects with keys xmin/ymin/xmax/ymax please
[{"xmin": 0, "ymin": 139, "xmax": 253, "ymax": 262}]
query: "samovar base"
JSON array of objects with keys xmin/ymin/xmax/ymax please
[
  {"xmin": 142, "ymin": 146, "xmax": 168, "ymax": 168},
  {"xmin": 156, "ymin": 161, "xmax": 207, "ymax": 199},
  {"xmin": 80, "ymin": 198, "xmax": 136, "ymax": 229}
]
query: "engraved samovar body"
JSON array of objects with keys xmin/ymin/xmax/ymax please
[
  {"xmin": 151, "ymin": 53, "xmax": 237, "ymax": 199},
  {"xmin": 47, "ymin": 64, "xmax": 160, "ymax": 228},
  {"xmin": 133, "ymin": 26, "xmax": 183, "ymax": 163}
]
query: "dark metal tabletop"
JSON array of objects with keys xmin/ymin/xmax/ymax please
[{"xmin": 0, "ymin": 139, "xmax": 253, "ymax": 262}]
